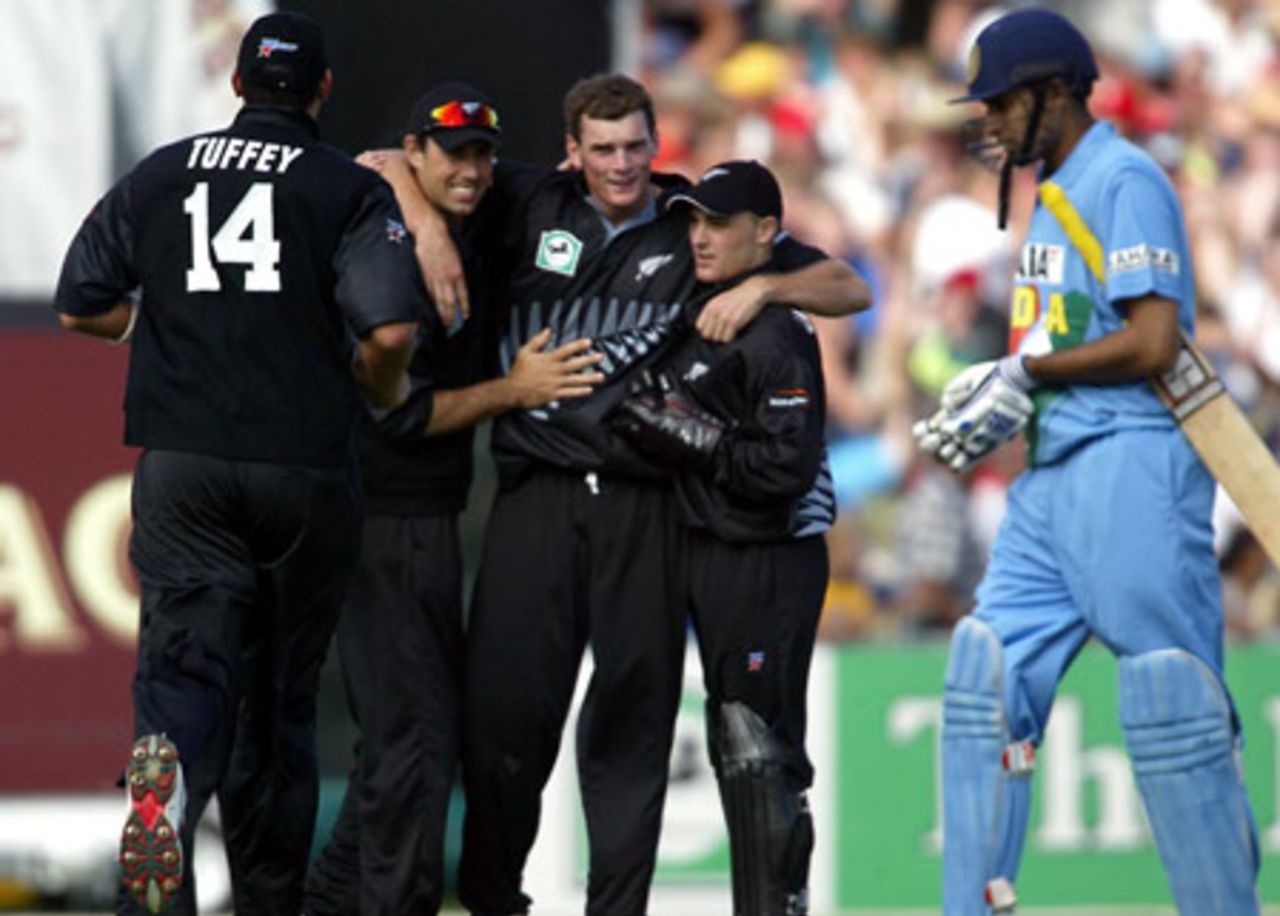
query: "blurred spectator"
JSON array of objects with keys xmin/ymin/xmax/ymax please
[
  {"xmin": 645, "ymin": 0, "xmax": 751, "ymax": 76},
  {"xmin": 893, "ymin": 464, "xmax": 983, "ymax": 633},
  {"xmin": 1214, "ymin": 211, "xmax": 1280, "ymax": 384},
  {"xmin": 0, "ymin": 0, "xmax": 269, "ymax": 300},
  {"xmin": 22, "ymin": 0, "xmax": 1280, "ymax": 640},
  {"xmin": 1220, "ymin": 526, "xmax": 1280, "ymax": 638},
  {"xmin": 1151, "ymin": 0, "xmax": 1277, "ymax": 99},
  {"xmin": 624, "ymin": 0, "xmax": 1274, "ymax": 639}
]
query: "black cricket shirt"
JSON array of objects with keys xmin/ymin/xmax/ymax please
[
  {"xmin": 660, "ymin": 263, "xmax": 837, "ymax": 544},
  {"xmin": 483, "ymin": 163, "xmax": 823, "ymax": 484},
  {"xmin": 55, "ymin": 107, "xmax": 426, "ymax": 470},
  {"xmin": 359, "ymin": 202, "xmax": 502, "ymax": 516}
]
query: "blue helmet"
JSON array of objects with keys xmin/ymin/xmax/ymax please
[{"xmin": 953, "ymin": 8, "xmax": 1098, "ymax": 103}]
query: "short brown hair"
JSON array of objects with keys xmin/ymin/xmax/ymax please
[{"xmin": 563, "ymin": 73, "xmax": 656, "ymax": 142}]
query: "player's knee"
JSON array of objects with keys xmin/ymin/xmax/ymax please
[
  {"xmin": 943, "ymin": 618, "xmax": 1034, "ymax": 776},
  {"xmin": 713, "ymin": 700, "xmax": 786, "ymax": 775},
  {"xmin": 943, "ymin": 618, "xmax": 1005, "ymax": 739},
  {"xmin": 1118, "ymin": 648, "xmax": 1235, "ymax": 776}
]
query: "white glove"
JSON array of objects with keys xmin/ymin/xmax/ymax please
[
  {"xmin": 940, "ymin": 356, "xmax": 1034, "ymax": 410},
  {"xmin": 913, "ymin": 356, "xmax": 1035, "ymax": 472},
  {"xmin": 913, "ymin": 412, "xmax": 979, "ymax": 470}
]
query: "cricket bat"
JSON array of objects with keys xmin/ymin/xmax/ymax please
[{"xmin": 1151, "ymin": 331, "xmax": 1280, "ymax": 567}]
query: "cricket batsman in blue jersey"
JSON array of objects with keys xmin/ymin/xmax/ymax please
[{"xmin": 913, "ymin": 8, "xmax": 1261, "ymax": 914}]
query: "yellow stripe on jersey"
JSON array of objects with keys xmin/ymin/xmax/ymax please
[{"xmin": 1038, "ymin": 181, "xmax": 1105, "ymax": 282}]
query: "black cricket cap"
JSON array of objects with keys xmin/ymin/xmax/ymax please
[
  {"xmin": 408, "ymin": 81, "xmax": 501, "ymax": 152},
  {"xmin": 236, "ymin": 12, "xmax": 328, "ymax": 97},
  {"xmin": 666, "ymin": 160, "xmax": 783, "ymax": 221}
]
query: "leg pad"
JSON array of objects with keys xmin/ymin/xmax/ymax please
[{"xmin": 715, "ymin": 701, "xmax": 812, "ymax": 916}]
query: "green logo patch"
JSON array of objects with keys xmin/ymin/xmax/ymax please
[
  {"xmin": 535, "ymin": 229, "xmax": 583, "ymax": 277},
  {"xmin": 1049, "ymin": 290, "xmax": 1094, "ymax": 350}
]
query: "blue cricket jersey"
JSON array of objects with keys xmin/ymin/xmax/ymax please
[{"xmin": 1011, "ymin": 121, "xmax": 1194, "ymax": 465}]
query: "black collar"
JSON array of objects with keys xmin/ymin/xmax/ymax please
[{"xmin": 232, "ymin": 106, "xmax": 321, "ymax": 140}]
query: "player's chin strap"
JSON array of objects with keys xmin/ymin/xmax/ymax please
[{"xmin": 998, "ymin": 87, "xmax": 1048, "ymax": 230}]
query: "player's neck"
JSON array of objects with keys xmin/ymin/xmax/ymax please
[
  {"xmin": 1044, "ymin": 112, "xmax": 1095, "ymax": 175},
  {"xmin": 427, "ymin": 200, "xmax": 467, "ymax": 231},
  {"xmin": 593, "ymin": 183, "xmax": 657, "ymax": 228}
]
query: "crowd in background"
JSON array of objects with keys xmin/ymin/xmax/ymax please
[
  {"xmin": 635, "ymin": 0, "xmax": 1280, "ymax": 641},
  {"xmin": 5, "ymin": 0, "xmax": 1278, "ymax": 645}
]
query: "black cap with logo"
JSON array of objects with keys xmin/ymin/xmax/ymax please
[
  {"xmin": 236, "ymin": 12, "xmax": 328, "ymax": 98},
  {"xmin": 665, "ymin": 160, "xmax": 783, "ymax": 221},
  {"xmin": 407, "ymin": 81, "xmax": 502, "ymax": 152}
]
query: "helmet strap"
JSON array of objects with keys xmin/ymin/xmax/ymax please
[
  {"xmin": 997, "ymin": 85, "xmax": 1048, "ymax": 230},
  {"xmin": 997, "ymin": 158, "xmax": 1013, "ymax": 230},
  {"xmin": 1017, "ymin": 86, "xmax": 1048, "ymax": 166}
]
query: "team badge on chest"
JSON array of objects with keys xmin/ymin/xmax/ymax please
[{"xmin": 536, "ymin": 229, "xmax": 584, "ymax": 277}]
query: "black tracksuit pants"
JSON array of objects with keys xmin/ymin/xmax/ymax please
[
  {"xmin": 458, "ymin": 469, "xmax": 686, "ymax": 916},
  {"xmin": 682, "ymin": 529, "xmax": 828, "ymax": 789},
  {"xmin": 123, "ymin": 449, "xmax": 360, "ymax": 916},
  {"xmin": 304, "ymin": 513, "xmax": 465, "ymax": 916}
]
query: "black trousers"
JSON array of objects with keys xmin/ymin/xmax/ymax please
[
  {"xmin": 305, "ymin": 513, "xmax": 464, "ymax": 916},
  {"xmin": 122, "ymin": 449, "xmax": 360, "ymax": 916},
  {"xmin": 458, "ymin": 470, "xmax": 686, "ymax": 916},
  {"xmin": 682, "ymin": 530, "xmax": 828, "ymax": 788}
]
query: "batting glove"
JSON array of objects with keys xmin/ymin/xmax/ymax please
[
  {"xmin": 913, "ymin": 356, "xmax": 1035, "ymax": 472},
  {"xmin": 940, "ymin": 356, "xmax": 1034, "ymax": 410}
]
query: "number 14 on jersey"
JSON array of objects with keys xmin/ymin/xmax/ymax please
[{"xmin": 184, "ymin": 182, "xmax": 281, "ymax": 293}]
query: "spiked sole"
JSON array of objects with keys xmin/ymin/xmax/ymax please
[{"xmin": 120, "ymin": 735, "xmax": 184, "ymax": 913}]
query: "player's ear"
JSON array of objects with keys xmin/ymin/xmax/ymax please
[
  {"xmin": 317, "ymin": 69, "xmax": 334, "ymax": 103},
  {"xmin": 755, "ymin": 215, "xmax": 779, "ymax": 246},
  {"xmin": 231, "ymin": 70, "xmax": 244, "ymax": 99},
  {"xmin": 564, "ymin": 134, "xmax": 582, "ymax": 170},
  {"xmin": 403, "ymin": 133, "xmax": 430, "ymax": 172},
  {"xmin": 1045, "ymin": 77, "xmax": 1076, "ymax": 114}
]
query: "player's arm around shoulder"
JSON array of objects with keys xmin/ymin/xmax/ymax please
[
  {"xmin": 696, "ymin": 245, "xmax": 871, "ymax": 343},
  {"xmin": 335, "ymin": 175, "xmax": 425, "ymax": 408}
]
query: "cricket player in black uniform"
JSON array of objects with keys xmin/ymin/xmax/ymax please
[
  {"xmin": 304, "ymin": 82, "xmax": 604, "ymax": 916},
  {"xmin": 615, "ymin": 160, "xmax": 834, "ymax": 916},
  {"xmin": 53, "ymin": 13, "xmax": 424, "ymax": 915},
  {"xmin": 375, "ymin": 73, "xmax": 867, "ymax": 916}
]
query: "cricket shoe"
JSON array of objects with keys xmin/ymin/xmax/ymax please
[{"xmin": 120, "ymin": 734, "xmax": 186, "ymax": 913}]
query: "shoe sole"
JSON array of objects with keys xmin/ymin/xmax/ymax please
[{"xmin": 120, "ymin": 735, "xmax": 184, "ymax": 913}]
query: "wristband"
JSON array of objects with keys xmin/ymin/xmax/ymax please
[
  {"xmin": 998, "ymin": 354, "xmax": 1035, "ymax": 391},
  {"xmin": 112, "ymin": 303, "xmax": 140, "ymax": 345}
]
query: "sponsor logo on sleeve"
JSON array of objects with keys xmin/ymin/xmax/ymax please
[
  {"xmin": 768, "ymin": 387, "xmax": 812, "ymax": 408},
  {"xmin": 1108, "ymin": 244, "xmax": 1180, "ymax": 276}
]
